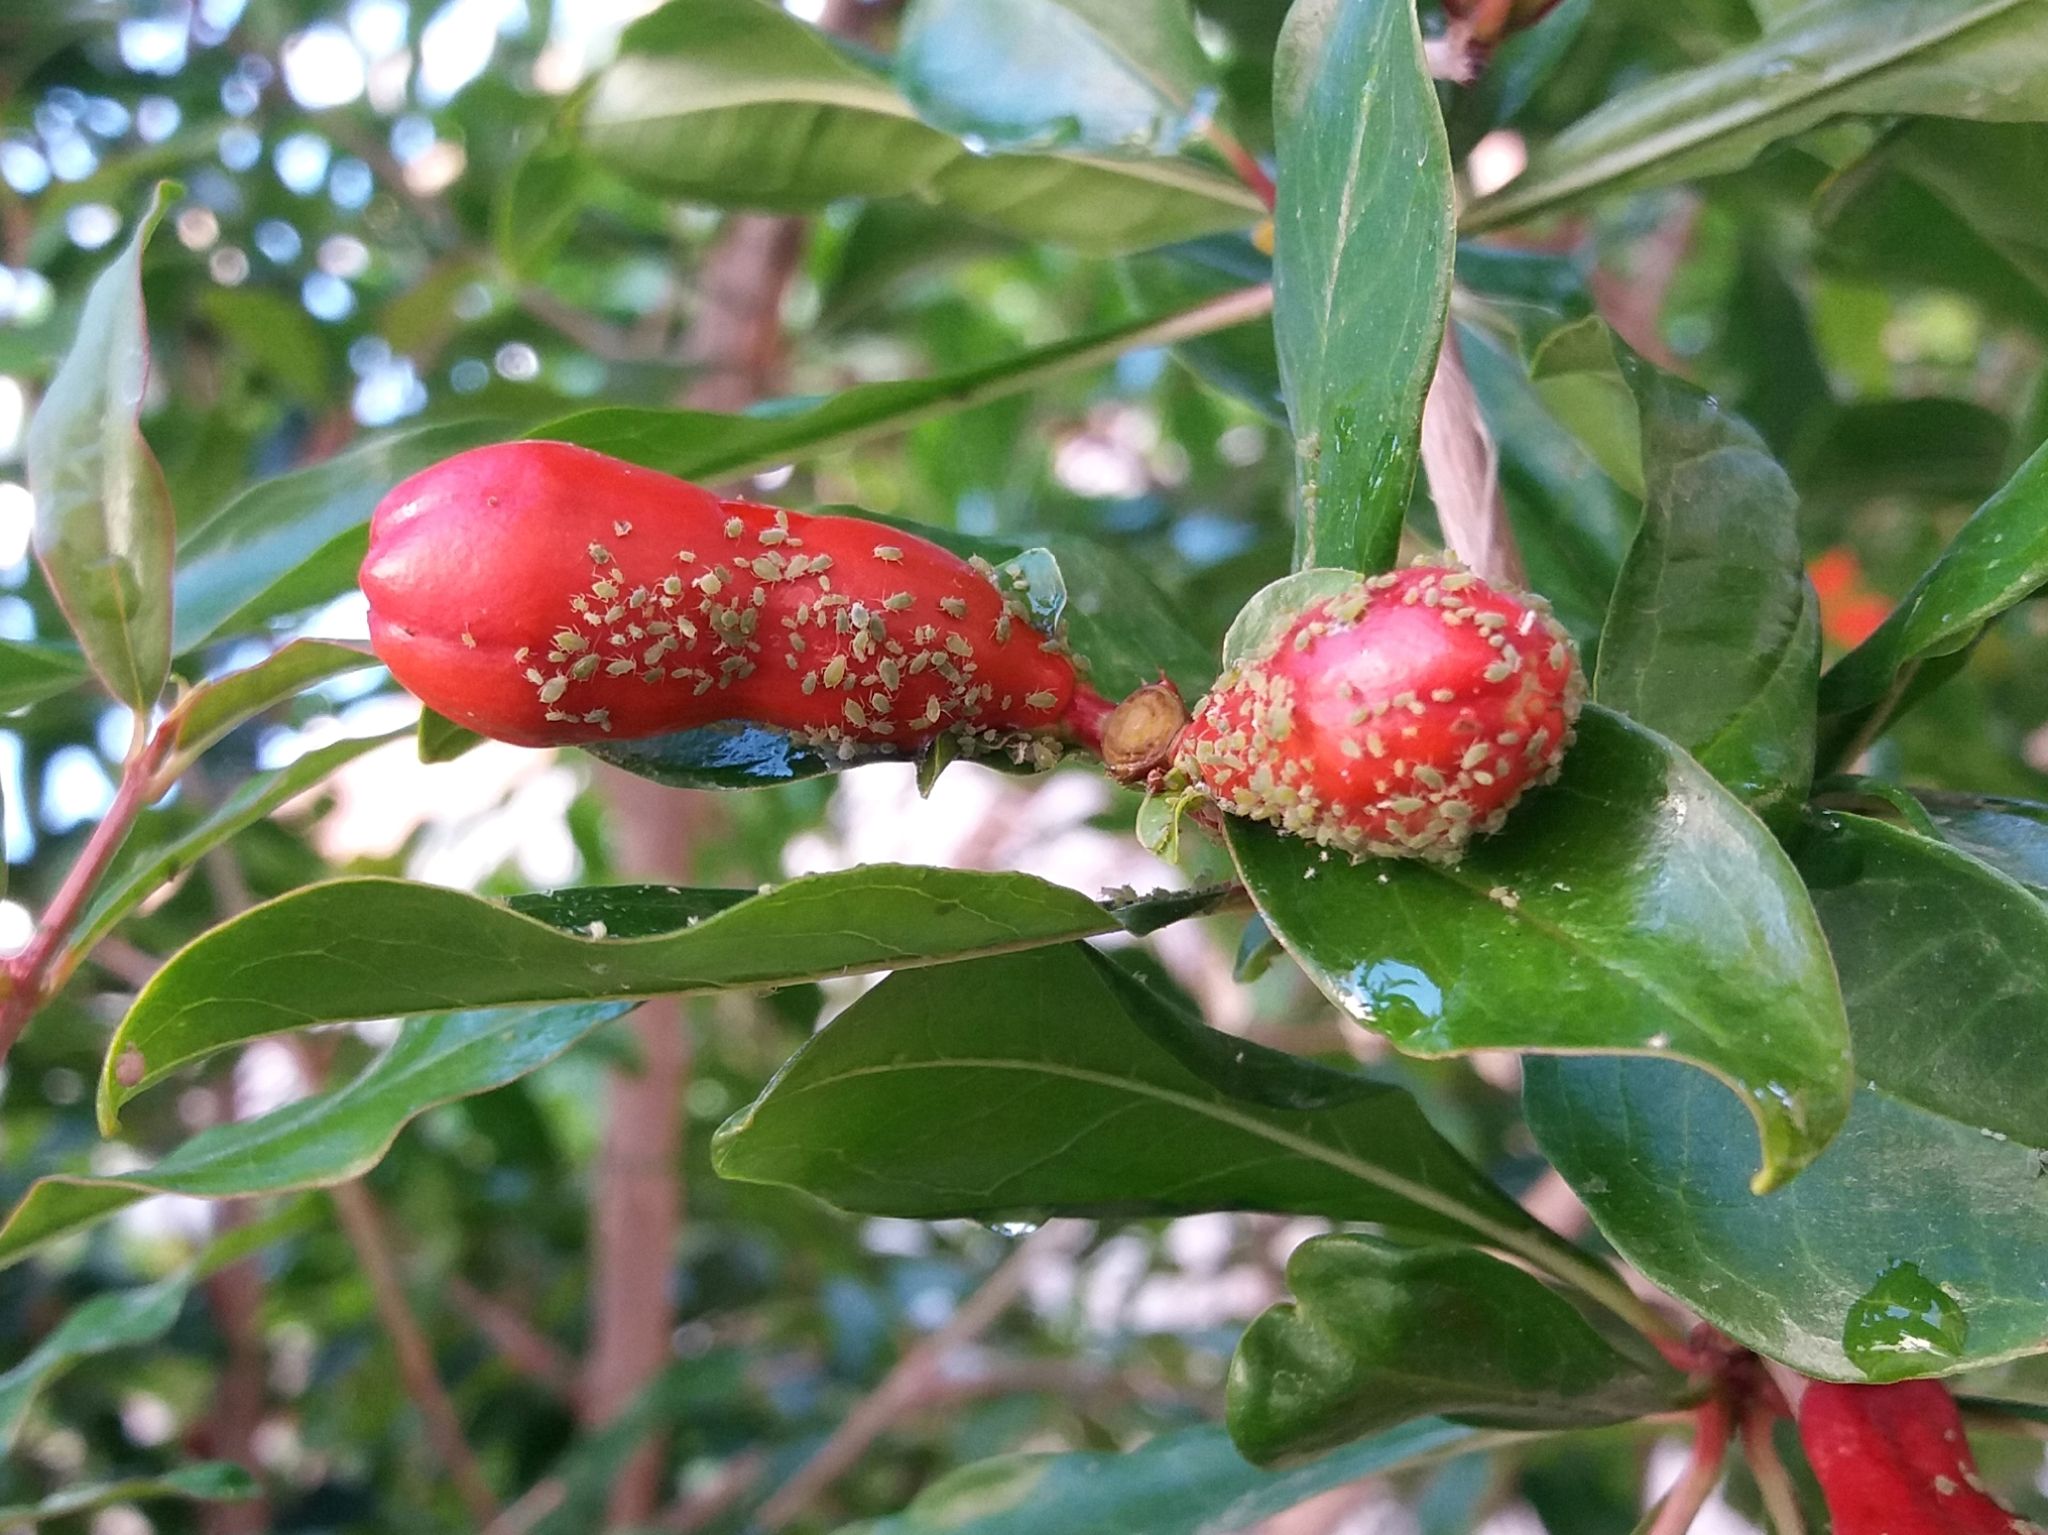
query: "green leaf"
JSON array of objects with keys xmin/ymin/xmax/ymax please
[
  {"xmin": 1525, "ymin": 811, "xmax": 2048, "ymax": 1379},
  {"xmin": 839, "ymin": 1420, "xmax": 1512, "ymax": 1535},
  {"xmin": 99, "ymin": 866, "xmax": 1121, "ymax": 1126},
  {"xmin": 895, "ymin": 0, "xmax": 1218, "ymax": 155},
  {"xmin": 1228, "ymin": 1236, "xmax": 1682, "ymax": 1464},
  {"xmin": 717, "ymin": 945, "xmax": 1591, "ymax": 1273},
  {"xmin": 73, "ymin": 732, "xmax": 403, "ymax": 958},
  {"xmin": 0, "ymin": 1003, "xmax": 631, "ymax": 1268},
  {"xmin": 496, "ymin": 130, "xmax": 591, "ymax": 281},
  {"xmin": 417, "ymin": 707, "xmax": 483, "ymax": 764},
  {"xmin": 24, "ymin": 182, "xmax": 178, "ymax": 708},
  {"xmin": 582, "ymin": 0, "xmax": 1259, "ymax": 255},
  {"xmin": 1590, "ymin": 329, "xmax": 1820, "ymax": 821},
  {"xmin": 1527, "ymin": 317, "xmax": 1643, "ymax": 498},
  {"xmin": 1818, "ymin": 437, "xmax": 2048, "ymax": 766},
  {"xmin": 199, "ymin": 285, "xmax": 331, "ymax": 402},
  {"xmin": 1466, "ymin": 0, "xmax": 2048, "ymax": 232},
  {"xmin": 165, "ymin": 639, "xmax": 376, "ymax": 767},
  {"xmin": 0, "ymin": 1463, "xmax": 257, "ymax": 1524},
  {"xmin": 1796, "ymin": 813, "xmax": 2048, "ymax": 1152},
  {"xmin": 540, "ymin": 295, "xmax": 1269, "ymax": 491},
  {"xmin": 1917, "ymin": 790, "xmax": 2048, "ymax": 898},
  {"xmin": 171, "ymin": 418, "xmax": 511, "ymax": 653},
  {"xmin": 1273, "ymin": 0, "xmax": 1453, "ymax": 571},
  {"xmin": 0, "ymin": 639, "xmax": 89, "ymax": 712},
  {"xmin": 0, "ymin": 1273, "xmax": 188, "ymax": 1449},
  {"xmin": 1226, "ymin": 706, "xmax": 1853, "ymax": 1192}
]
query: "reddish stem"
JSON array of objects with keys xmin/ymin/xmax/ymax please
[
  {"xmin": 0, "ymin": 721, "xmax": 174, "ymax": 1059},
  {"xmin": 1206, "ymin": 125, "xmax": 1276, "ymax": 213},
  {"xmin": 1647, "ymin": 1397, "xmax": 1734, "ymax": 1535}
]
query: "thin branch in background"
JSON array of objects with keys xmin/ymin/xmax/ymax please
[
  {"xmin": 448, "ymin": 1277, "xmax": 581, "ymax": 1403},
  {"xmin": 752, "ymin": 1223, "xmax": 1084, "ymax": 1533},
  {"xmin": 1204, "ymin": 123, "xmax": 1276, "ymax": 212},
  {"xmin": 1590, "ymin": 198, "xmax": 1701, "ymax": 372},
  {"xmin": 578, "ymin": 205, "xmax": 810, "ymax": 1531},
  {"xmin": 194, "ymin": 1198, "xmax": 273, "ymax": 1535},
  {"xmin": 329, "ymin": 1180, "xmax": 502, "ymax": 1527},
  {"xmin": 1422, "ymin": 321, "xmax": 1526, "ymax": 589}
]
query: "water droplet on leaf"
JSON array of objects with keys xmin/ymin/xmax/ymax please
[{"xmin": 1843, "ymin": 1260, "xmax": 1967, "ymax": 1381}]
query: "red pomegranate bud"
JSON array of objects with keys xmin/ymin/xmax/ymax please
[
  {"xmin": 1172, "ymin": 563, "xmax": 1585, "ymax": 863},
  {"xmin": 1800, "ymin": 1379, "xmax": 2043, "ymax": 1535},
  {"xmin": 361, "ymin": 441, "xmax": 1103, "ymax": 760}
]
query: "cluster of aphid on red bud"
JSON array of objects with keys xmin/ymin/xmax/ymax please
[
  {"xmin": 361, "ymin": 442, "xmax": 1115, "ymax": 769},
  {"xmin": 360, "ymin": 443, "xmax": 1585, "ymax": 866},
  {"xmin": 1161, "ymin": 563, "xmax": 1586, "ymax": 864}
]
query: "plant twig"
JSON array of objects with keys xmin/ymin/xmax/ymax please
[
  {"xmin": 0, "ymin": 721, "xmax": 174, "ymax": 1060},
  {"xmin": 1741, "ymin": 1406, "xmax": 1807, "ymax": 1535},
  {"xmin": 752, "ymin": 1224, "xmax": 1081, "ymax": 1532},
  {"xmin": 1646, "ymin": 1400, "xmax": 1732, "ymax": 1535},
  {"xmin": 329, "ymin": 1180, "xmax": 502, "ymax": 1526},
  {"xmin": 1422, "ymin": 321, "xmax": 1526, "ymax": 588},
  {"xmin": 1205, "ymin": 124, "xmax": 1276, "ymax": 211},
  {"xmin": 449, "ymin": 1277, "xmax": 581, "ymax": 1402}
]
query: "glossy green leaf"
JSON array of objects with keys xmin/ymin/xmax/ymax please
[
  {"xmin": 73, "ymin": 731, "xmax": 402, "ymax": 958},
  {"xmin": 1818, "ymin": 438, "xmax": 2048, "ymax": 766},
  {"xmin": 0, "ymin": 1273, "xmax": 188, "ymax": 1449},
  {"xmin": 99, "ymin": 866, "xmax": 1122, "ymax": 1125},
  {"xmin": 171, "ymin": 418, "xmax": 510, "ymax": 653},
  {"xmin": 1591, "ymin": 330, "xmax": 1820, "ymax": 821},
  {"xmin": 1526, "ymin": 317, "xmax": 1642, "ymax": 499},
  {"xmin": 1796, "ymin": 813, "xmax": 2048, "ymax": 1150},
  {"xmin": 1793, "ymin": 398, "xmax": 2016, "ymax": 521},
  {"xmin": 1526, "ymin": 812, "xmax": 2048, "ymax": 1379},
  {"xmin": 896, "ymin": 0, "xmax": 1217, "ymax": 155},
  {"xmin": 24, "ymin": 182, "xmax": 177, "ymax": 708},
  {"xmin": 1226, "ymin": 706, "xmax": 1853, "ymax": 1192},
  {"xmin": 0, "ymin": 639, "xmax": 88, "ymax": 712},
  {"xmin": 166, "ymin": 639, "xmax": 376, "ymax": 766},
  {"xmin": 582, "ymin": 0, "xmax": 1259, "ymax": 254},
  {"xmin": 1917, "ymin": 790, "xmax": 2048, "ymax": 899},
  {"xmin": 1273, "ymin": 0, "xmax": 1453, "ymax": 571},
  {"xmin": 0, "ymin": 1463, "xmax": 257, "ymax": 1524},
  {"xmin": 416, "ymin": 707, "xmax": 483, "ymax": 763},
  {"xmin": 541, "ymin": 292, "xmax": 1270, "ymax": 491},
  {"xmin": 717, "ymin": 945, "xmax": 1604, "ymax": 1283},
  {"xmin": 0, "ymin": 1003, "xmax": 630, "ymax": 1268},
  {"xmin": 1124, "ymin": 237, "xmax": 1286, "ymax": 422},
  {"xmin": 841, "ymin": 1419, "xmax": 1513, "ymax": 1535},
  {"xmin": 1228, "ymin": 1236, "xmax": 1682, "ymax": 1463},
  {"xmin": 1466, "ymin": 0, "xmax": 2048, "ymax": 232}
]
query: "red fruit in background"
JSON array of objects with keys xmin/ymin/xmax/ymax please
[
  {"xmin": 1808, "ymin": 545, "xmax": 1892, "ymax": 650},
  {"xmin": 1172, "ymin": 564, "xmax": 1585, "ymax": 863},
  {"xmin": 361, "ymin": 441, "xmax": 1107, "ymax": 757},
  {"xmin": 1800, "ymin": 1379, "xmax": 2044, "ymax": 1535}
]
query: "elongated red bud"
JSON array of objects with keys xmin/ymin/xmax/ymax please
[
  {"xmin": 1173, "ymin": 562, "xmax": 1585, "ymax": 864},
  {"xmin": 361, "ymin": 441, "xmax": 1106, "ymax": 760},
  {"xmin": 1800, "ymin": 1379, "xmax": 2042, "ymax": 1535}
]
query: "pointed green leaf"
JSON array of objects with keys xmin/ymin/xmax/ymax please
[
  {"xmin": 0, "ymin": 1003, "xmax": 630, "ymax": 1269},
  {"xmin": 1590, "ymin": 328, "xmax": 1820, "ymax": 821},
  {"xmin": 716, "ymin": 945, "xmax": 1578, "ymax": 1267},
  {"xmin": 840, "ymin": 1420, "xmax": 1512, "ymax": 1535},
  {"xmin": 0, "ymin": 1463, "xmax": 257, "ymax": 1524},
  {"xmin": 99, "ymin": 867, "xmax": 1122, "ymax": 1125},
  {"xmin": 1526, "ymin": 814, "xmax": 2048, "ymax": 1379},
  {"xmin": 895, "ymin": 0, "xmax": 1218, "ymax": 155},
  {"xmin": 1274, "ymin": 0, "xmax": 1453, "ymax": 571},
  {"xmin": 25, "ymin": 183, "xmax": 178, "ymax": 708},
  {"xmin": 1228, "ymin": 1236, "xmax": 1683, "ymax": 1464},
  {"xmin": 0, "ymin": 1274, "xmax": 188, "ymax": 1449},
  {"xmin": 0, "ymin": 640, "xmax": 89, "ymax": 712},
  {"xmin": 1466, "ymin": 0, "xmax": 2048, "ymax": 232},
  {"xmin": 1226, "ymin": 707, "xmax": 1853, "ymax": 1192},
  {"xmin": 1818, "ymin": 438, "xmax": 2048, "ymax": 766},
  {"xmin": 582, "ymin": 0, "xmax": 1258, "ymax": 254},
  {"xmin": 417, "ymin": 707, "xmax": 484, "ymax": 764},
  {"xmin": 165, "ymin": 639, "xmax": 376, "ymax": 767},
  {"xmin": 73, "ymin": 731, "xmax": 402, "ymax": 958}
]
